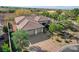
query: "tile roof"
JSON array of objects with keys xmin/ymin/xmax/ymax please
[
  {"xmin": 23, "ymin": 20, "xmax": 44, "ymax": 30},
  {"xmin": 15, "ymin": 16, "xmax": 25, "ymax": 24},
  {"xmin": 38, "ymin": 16, "xmax": 51, "ymax": 21},
  {"xmin": 16, "ymin": 18, "xmax": 29, "ymax": 29},
  {"xmin": 15, "ymin": 15, "xmax": 51, "ymax": 30}
]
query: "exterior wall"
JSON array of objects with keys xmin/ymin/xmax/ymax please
[
  {"xmin": 12, "ymin": 22, "xmax": 17, "ymax": 32},
  {"xmin": 37, "ymin": 28, "xmax": 43, "ymax": 33},
  {"xmin": 27, "ymin": 27, "xmax": 43, "ymax": 35},
  {"xmin": 27, "ymin": 29, "xmax": 35, "ymax": 35}
]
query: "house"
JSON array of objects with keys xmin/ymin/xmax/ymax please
[{"xmin": 13, "ymin": 15, "xmax": 51, "ymax": 35}]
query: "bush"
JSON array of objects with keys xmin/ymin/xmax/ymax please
[
  {"xmin": 1, "ymin": 42, "xmax": 10, "ymax": 52},
  {"xmin": 76, "ymin": 16, "xmax": 79, "ymax": 24},
  {"xmin": 8, "ymin": 10, "xmax": 15, "ymax": 13},
  {"xmin": 49, "ymin": 23, "xmax": 56, "ymax": 33},
  {"xmin": 49, "ymin": 23, "xmax": 64, "ymax": 33},
  {"xmin": 56, "ymin": 24, "xmax": 64, "ymax": 31},
  {"xmin": 56, "ymin": 38, "xmax": 62, "ymax": 42}
]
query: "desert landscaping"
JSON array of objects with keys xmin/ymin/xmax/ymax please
[{"xmin": 0, "ymin": 6, "xmax": 79, "ymax": 52}]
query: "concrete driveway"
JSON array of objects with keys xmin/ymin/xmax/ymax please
[{"xmin": 29, "ymin": 32, "xmax": 50, "ymax": 44}]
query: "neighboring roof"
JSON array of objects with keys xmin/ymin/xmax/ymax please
[{"xmin": 23, "ymin": 20, "xmax": 44, "ymax": 30}]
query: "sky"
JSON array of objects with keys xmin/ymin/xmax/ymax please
[{"xmin": 0, "ymin": 0, "xmax": 79, "ymax": 9}]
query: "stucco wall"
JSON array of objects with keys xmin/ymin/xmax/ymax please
[{"xmin": 27, "ymin": 27, "xmax": 43, "ymax": 35}]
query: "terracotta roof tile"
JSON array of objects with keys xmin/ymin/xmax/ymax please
[
  {"xmin": 15, "ymin": 15, "xmax": 51, "ymax": 30},
  {"xmin": 23, "ymin": 21, "xmax": 44, "ymax": 30},
  {"xmin": 16, "ymin": 18, "xmax": 29, "ymax": 29},
  {"xmin": 15, "ymin": 16, "xmax": 25, "ymax": 24}
]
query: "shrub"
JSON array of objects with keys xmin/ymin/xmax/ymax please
[
  {"xmin": 56, "ymin": 38, "xmax": 62, "ymax": 42},
  {"xmin": 1, "ymin": 42, "xmax": 10, "ymax": 52},
  {"xmin": 76, "ymin": 16, "xmax": 79, "ymax": 24},
  {"xmin": 49, "ymin": 23, "xmax": 64, "ymax": 33},
  {"xmin": 49, "ymin": 23, "xmax": 56, "ymax": 33}
]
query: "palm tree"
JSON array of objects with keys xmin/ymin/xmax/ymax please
[{"xmin": 3, "ymin": 16, "xmax": 14, "ymax": 52}]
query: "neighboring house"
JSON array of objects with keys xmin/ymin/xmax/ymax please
[
  {"xmin": 0, "ymin": 23, "xmax": 2, "ymax": 31},
  {"xmin": 0, "ymin": 16, "xmax": 3, "ymax": 33},
  {"xmin": 13, "ymin": 15, "xmax": 51, "ymax": 35}
]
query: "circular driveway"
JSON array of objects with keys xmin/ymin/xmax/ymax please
[{"xmin": 59, "ymin": 44, "xmax": 79, "ymax": 52}]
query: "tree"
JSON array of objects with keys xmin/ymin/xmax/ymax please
[
  {"xmin": 12, "ymin": 30, "xmax": 29, "ymax": 51},
  {"xmin": 41, "ymin": 11, "xmax": 59, "ymax": 20},
  {"xmin": 76, "ymin": 16, "xmax": 79, "ymax": 24},
  {"xmin": 8, "ymin": 10, "xmax": 15, "ymax": 13},
  {"xmin": 4, "ymin": 16, "xmax": 14, "ymax": 25},
  {"xmin": 41, "ymin": 11, "xmax": 50, "ymax": 17},
  {"xmin": 56, "ymin": 9, "xmax": 62, "ymax": 15},
  {"xmin": 15, "ymin": 9, "xmax": 32, "ymax": 16},
  {"xmin": 50, "ymin": 12, "xmax": 59, "ymax": 20},
  {"xmin": 3, "ymin": 26, "xmax": 8, "ymax": 33},
  {"xmin": 64, "ymin": 10, "xmax": 75, "ymax": 20},
  {"xmin": 72, "ymin": 8, "xmax": 79, "ymax": 16},
  {"xmin": 58, "ymin": 15, "xmax": 67, "ymax": 21}
]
